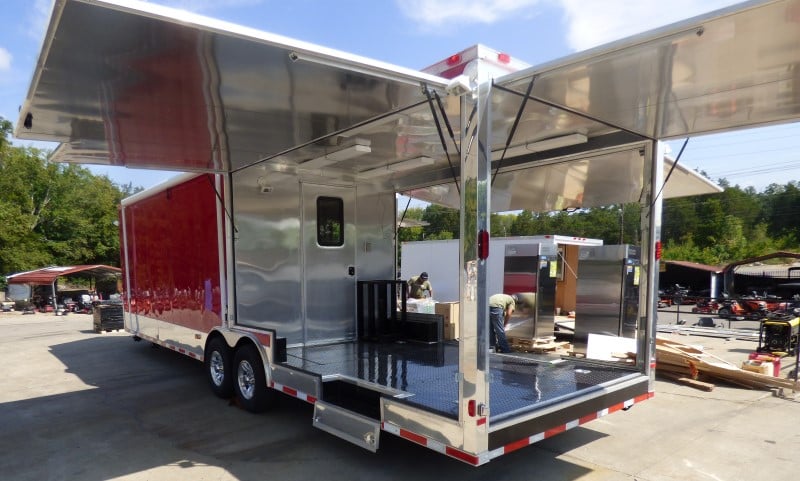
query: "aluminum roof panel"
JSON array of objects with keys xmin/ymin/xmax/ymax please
[
  {"xmin": 15, "ymin": 0, "xmax": 448, "ymax": 173},
  {"xmin": 498, "ymin": 0, "xmax": 800, "ymax": 140}
]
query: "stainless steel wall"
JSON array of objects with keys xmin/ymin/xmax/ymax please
[
  {"xmin": 231, "ymin": 167, "xmax": 396, "ymax": 346},
  {"xmin": 232, "ymin": 168, "xmax": 303, "ymax": 343},
  {"xmin": 354, "ymin": 187, "xmax": 395, "ymax": 282}
]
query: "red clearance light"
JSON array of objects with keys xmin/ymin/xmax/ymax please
[
  {"xmin": 446, "ymin": 54, "xmax": 462, "ymax": 66},
  {"xmin": 468, "ymin": 399, "xmax": 476, "ymax": 417},
  {"xmin": 497, "ymin": 52, "xmax": 511, "ymax": 64},
  {"xmin": 655, "ymin": 241, "xmax": 662, "ymax": 260},
  {"xmin": 478, "ymin": 230, "xmax": 489, "ymax": 260}
]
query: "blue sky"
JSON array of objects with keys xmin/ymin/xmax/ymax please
[{"xmin": 2, "ymin": 0, "xmax": 798, "ymax": 191}]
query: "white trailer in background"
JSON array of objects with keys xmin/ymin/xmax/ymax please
[
  {"xmin": 401, "ymin": 235, "xmax": 602, "ymax": 306},
  {"xmin": 19, "ymin": 0, "xmax": 800, "ymax": 467}
]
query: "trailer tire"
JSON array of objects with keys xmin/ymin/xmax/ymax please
[
  {"xmin": 718, "ymin": 307, "xmax": 730, "ymax": 318},
  {"xmin": 233, "ymin": 344, "xmax": 275, "ymax": 413},
  {"xmin": 205, "ymin": 337, "xmax": 234, "ymax": 399}
]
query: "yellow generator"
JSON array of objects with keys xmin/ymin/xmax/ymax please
[{"xmin": 758, "ymin": 315, "xmax": 800, "ymax": 356}]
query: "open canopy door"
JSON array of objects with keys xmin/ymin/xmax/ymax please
[
  {"xmin": 15, "ymin": 0, "xmax": 449, "ymax": 174},
  {"xmin": 497, "ymin": 0, "xmax": 800, "ymax": 140},
  {"xmin": 15, "ymin": 0, "xmax": 800, "ymax": 202}
]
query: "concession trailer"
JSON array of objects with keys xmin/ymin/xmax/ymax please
[{"xmin": 16, "ymin": 0, "xmax": 800, "ymax": 465}]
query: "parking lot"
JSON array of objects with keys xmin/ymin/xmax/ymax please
[{"xmin": 2, "ymin": 310, "xmax": 799, "ymax": 481}]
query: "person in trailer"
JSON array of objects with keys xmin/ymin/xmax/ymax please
[
  {"xmin": 489, "ymin": 293, "xmax": 517, "ymax": 353},
  {"xmin": 407, "ymin": 272, "xmax": 433, "ymax": 299}
]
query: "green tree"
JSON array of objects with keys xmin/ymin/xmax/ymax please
[
  {"xmin": 0, "ymin": 116, "xmax": 132, "ymax": 274},
  {"xmin": 509, "ymin": 210, "xmax": 536, "ymax": 236},
  {"xmin": 422, "ymin": 204, "xmax": 459, "ymax": 239},
  {"xmin": 490, "ymin": 213, "xmax": 514, "ymax": 237}
]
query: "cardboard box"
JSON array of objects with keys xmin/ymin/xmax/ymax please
[
  {"xmin": 435, "ymin": 302, "xmax": 459, "ymax": 324},
  {"xmin": 435, "ymin": 302, "xmax": 460, "ymax": 340},
  {"xmin": 444, "ymin": 323, "xmax": 458, "ymax": 340},
  {"xmin": 748, "ymin": 352, "xmax": 781, "ymax": 376},
  {"xmin": 741, "ymin": 359, "xmax": 774, "ymax": 376}
]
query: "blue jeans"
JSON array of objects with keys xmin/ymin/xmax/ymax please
[{"xmin": 489, "ymin": 306, "xmax": 511, "ymax": 353}]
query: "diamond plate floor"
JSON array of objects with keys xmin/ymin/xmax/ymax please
[{"xmin": 285, "ymin": 341, "xmax": 638, "ymax": 420}]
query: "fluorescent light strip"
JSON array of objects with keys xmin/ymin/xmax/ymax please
[
  {"xmin": 526, "ymin": 133, "xmax": 587, "ymax": 152},
  {"xmin": 358, "ymin": 156, "xmax": 435, "ymax": 179},
  {"xmin": 301, "ymin": 139, "xmax": 372, "ymax": 169},
  {"xmin": 495, "ymin": 133, "xmax": 588, "ymax": 159}
]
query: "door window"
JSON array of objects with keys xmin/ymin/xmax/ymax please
[{"xmin": 317, "ymin": 196, "xmax": 344, "ymax": 247}]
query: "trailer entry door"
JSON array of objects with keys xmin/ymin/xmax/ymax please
[{"xmin": 302, "ymin": 183, "xmax": 356, "ymax": 344}]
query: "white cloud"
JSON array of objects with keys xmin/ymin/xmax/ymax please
[
  {"xmin": 395, "ymin": 0, "xmax": 542, "ymax": 28},
  {"xmin": 396, "ymin": 0, "xmax": 743, "ymax": 50},
  {"xmin": 0, "ymin": 47, "xmax": 11, "ymax": 71},
  {"xmin": 558, "ymin": 0, "xmax": 743, "ymax": 51}
]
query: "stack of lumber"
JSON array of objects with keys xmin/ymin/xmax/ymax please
[
  {"xmin": 509, "ymin": 336, "xmax": 570, "ymax": 353},
  {"xmin": 656, "ymin": 337, "xmax": 800, "ymax": 392}
]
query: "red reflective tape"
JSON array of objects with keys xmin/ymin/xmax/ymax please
[
  {"xmin": 608, "ymin": 402, "xmax": 624, "ymax": 413},
  {"xmin": 635, "ymin": 393, "xmax": 650, "ymax": 403},
  {"xmin": 476, "ymin": 417, "xmax": 486, "ymax": 426},
  {"xmin": 399, "ymin": 429, "xmax": 427, "ymax": 446},
  {"xmin": 283, "ymin": 386, "xmax": 297, "ymax": 397},
  {"xmin": 544, "ymin": 425, "xmax": 566, "ymax": 438},
  {"xmin": 504, "ymin": 438, "xmax": 530, "ymax": 454},
  {"xmin": 306, "ymin": 395, "xmax": 317, "ymax": 403},
  {"xmin": 445, "ymin": 447, "xmax": 480, "ymax": 465},
  {"xmin": 178, "ymin": 348, "xmax": 186, "ymax": 354},
  {"xmin": 579, "ymin": 412, "xmax": 598, "ymax": 424}
]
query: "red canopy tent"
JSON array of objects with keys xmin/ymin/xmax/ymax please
[{"xmin": 7, "ymin": 265, "xmax": 121, "ymax": 312}]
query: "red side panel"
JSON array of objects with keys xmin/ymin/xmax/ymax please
[{"xmin": 121, "ymin": 174, "xmax": 222, "ymax": 332}]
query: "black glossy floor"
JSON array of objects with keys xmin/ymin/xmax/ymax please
[{"xmin": 284, "ymin": 341, "xmax": 639, "ymax": 421}]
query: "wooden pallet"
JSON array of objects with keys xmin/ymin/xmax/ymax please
[{"xmin": 509, "ymin": 336, "xmax": 570, "ymax": 353}]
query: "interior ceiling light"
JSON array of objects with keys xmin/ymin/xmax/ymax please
[
  {"xmin": 301, "ymin": 138, "xmax": 371, "ymax": 169},
  {"xmin": 494, "ymin": 133, "xmax": 588, "ymax": 160},
  {"xmin": 358, "ymin": 156, "xmax": 435, "ymax": 179}
]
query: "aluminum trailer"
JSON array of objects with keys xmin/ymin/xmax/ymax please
[{"xmin": 16, "ymin": 0, "xmax": 800, "ymax": 466}]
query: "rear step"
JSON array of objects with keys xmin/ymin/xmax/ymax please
[{"xmin": 313, "ymin": 401, "xmax": 381, "ymax": 451}]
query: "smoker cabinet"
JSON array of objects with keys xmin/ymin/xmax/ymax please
[
  {"xmin": 503, "ymin": 242, "xmax": 558, "ymax": 340},
  {"xmin": 574, "ymin": 245, "xmax": 640, "ymax": 350}
]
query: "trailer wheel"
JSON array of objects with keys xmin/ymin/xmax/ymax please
[
  {"xmin": 718, "ymin": 307, "xmax": 730, "ymax": 318},
  {"xmin": 205, "ymin": 337, "xmax": 234, "ymax": 399},
  {"xmin": 233, "ymin": 344, "xmax": 275, "ymax": 413}
]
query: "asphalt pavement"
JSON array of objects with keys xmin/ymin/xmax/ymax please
[{"xmin": 1, "ymin": 310, "xmax": 799, "ymax": 481}]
